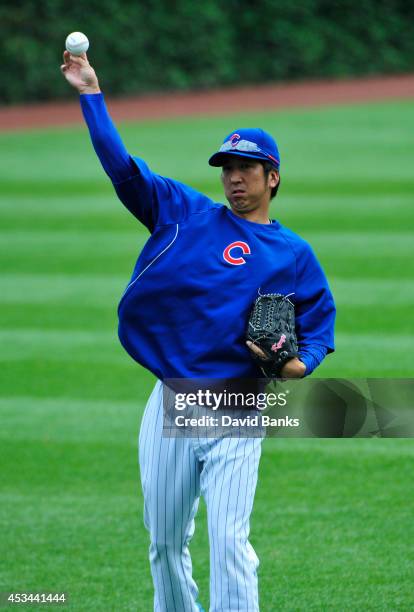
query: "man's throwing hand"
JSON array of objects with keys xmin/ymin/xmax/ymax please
[{"xmin": 60, "ymin": 51, "xmax": 100, "ymax": 94}]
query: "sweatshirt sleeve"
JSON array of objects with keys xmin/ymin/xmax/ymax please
[
  {"xmin": 80, "ymin": 93, "xmax": 137, "ymax": 183},
  {"xmin": 299, "ymin": 344, "xmax": 328, "ymax": 376},
  {"xmin": 294, "ymin": 241, "xmax": 336, "ymax": 359},
  {"xmin": 80, "ymin": 93, "xmax": 215, "ymax": 232}
]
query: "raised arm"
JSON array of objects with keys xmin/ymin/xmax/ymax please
[
  {"xmin": 60, "ymin": 51, "xmax": 135, "ymax": 182},
  {"xmin": 60, "ymin": 50, "xmax": 215, "ymax": 231}
]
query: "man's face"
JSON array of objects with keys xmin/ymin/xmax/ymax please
[{"xmin": 220, "ymin": 157, "xmax": 279, "ymax": 216}]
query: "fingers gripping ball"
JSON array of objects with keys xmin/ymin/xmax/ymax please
[
  {"xmin": 65, "ymin": 32, "xmax": 89, "ymax": 55},
  {"xmin": 247, "ymin": 293, "xmax": 299, "ymax": 378}
]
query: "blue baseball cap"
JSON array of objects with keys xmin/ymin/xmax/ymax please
[{"xmin": 208, "ymin": 128, "xmax": 280, "ymax": 169}]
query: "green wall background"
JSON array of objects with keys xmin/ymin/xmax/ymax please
[{"xmin": 1, "ymin": 0, "xmax": 414, "ymax": 104}]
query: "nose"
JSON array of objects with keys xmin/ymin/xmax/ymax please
[{"xmin": 229, "ymin": 169, "xmax": 242, "ymax": 184}]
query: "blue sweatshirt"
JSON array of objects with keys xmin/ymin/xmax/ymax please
[{"xmin": 80, "ymin": 93, "xmax": 335, "ymax": 379}]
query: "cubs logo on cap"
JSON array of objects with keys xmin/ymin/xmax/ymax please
[
  {"xmin": 208, "ymin": 128, "xmax": 280, "ymax": 169},
  {"xmin": 230, "ymin": 133, "xmax": 241, "ymax": 147}
]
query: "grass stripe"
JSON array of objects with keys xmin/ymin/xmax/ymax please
[
  {"xmin": 1, "ymin": 199, "xmax": 413, "ymax": 234},
  {"xmin": 0, "ymin": 233, "xmax": 412, "ymax": 278},
  {"xmin": 0, "ymin": 329, "xmax": 122, "ymax": 363},
  {"xmin": 305, "ymin": 232, "xmax": 413, "ymax": 255},
  {"xmin": 0, "ymin": 193, "xmax": 409, "ymax": 214},
  {"xmin": 0, "ymin": 329, "xmax": 412, "ymax": 382},
  {"xmin": 0, "ymin": 359, "xmax": 154, "ymax": 401},
  {"xmin": 1, "ymin": 303, "xmax": 412, "ymax": 335},
  {"xmin": 0, "ymin": 303, "xmax": 116, "ymax": 330},
  {"xmin": 0, "ymin": 396, "xmax": 143, "ymax": 443},
  {"xmin": 335, "ymin": 333, "xmax": 413, "ymax": 349},
  {"xmin": 2, "ymin": 275, "xmax": 414, "ymax": 306},
  {"xmin": 0, "ymin": 230, "xmax": 146, "ymax": 252},
  {"xmin": 2, "ymin": 176, "xmax": 414, "ymax": 197},
  {"xmin": 330, "ymin": 279, "xmax": 414, "ymax": 305},
  {"xmin": 1, "ymin": 274, "xmax": 126, "ymax": 304},
  {"xmin": 2, "ymin": 328, "xmax": 411, "ymax": 355},
  {"xmin": 1, "ymin": 230, "xmax": 411, "ymax": 251}
]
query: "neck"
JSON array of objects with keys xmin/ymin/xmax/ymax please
[{"xmin": 231, "ymin": 208, "xmax": 271, "ymax": 224}]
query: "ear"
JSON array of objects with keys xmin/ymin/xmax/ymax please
[{"xmin": 268, "ymin": 169, "xmax": 279, "ymax": 189}]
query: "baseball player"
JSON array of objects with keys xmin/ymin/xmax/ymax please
[{"xmin": 61, "ymin": 51, "xmax": 335, "ymax": 612}]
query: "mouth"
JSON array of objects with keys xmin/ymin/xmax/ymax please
[{"xmin": 232, "ymin": 190, "xmax": 246, "ymax": 197}]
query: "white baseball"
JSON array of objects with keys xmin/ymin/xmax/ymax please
[{"xmin": 65, "ymin": 32, "xmax": 89, "ymax": 55}]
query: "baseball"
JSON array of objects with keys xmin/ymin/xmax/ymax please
[{"xmin": 65, "ymin": 32, "xmax": 89, "ymax": 55}]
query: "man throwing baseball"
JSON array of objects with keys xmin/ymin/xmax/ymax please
[{"xmin": 61, "ymin": 50, "xmax": 335, "ymax": 612}]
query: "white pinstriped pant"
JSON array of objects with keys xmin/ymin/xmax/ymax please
[{"xmin": 139, "ymin": 380, "xmax": 262, "ymax": 612}]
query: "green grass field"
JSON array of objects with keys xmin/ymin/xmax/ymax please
[{"xmin": 1, "ymin": 100, "xmax": 413, "ymax": 610}]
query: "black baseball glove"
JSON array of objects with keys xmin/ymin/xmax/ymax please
[{"xmin": 247, "ymin": 293, "xmax": 299, "ymax": 378}]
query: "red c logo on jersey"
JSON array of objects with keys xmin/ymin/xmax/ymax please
[{"xmin": 223, "ymin": 241, "xmax": 251, "ymax": 265}]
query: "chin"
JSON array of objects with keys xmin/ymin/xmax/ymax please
[
  {"xmin": 230, "ymin": 197, "xmax": 249, "ymax": 210},
  {"xmin": 232, "ymin": 204, "xmax": 256, "ymax": 216}
]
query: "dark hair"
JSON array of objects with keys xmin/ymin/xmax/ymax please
[{"xmin": 262, "ymin": 161, "xmax": 280, "ymax": 199}]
